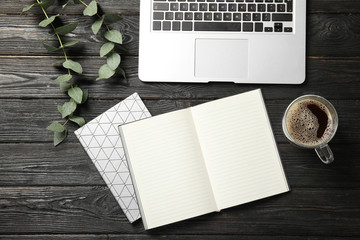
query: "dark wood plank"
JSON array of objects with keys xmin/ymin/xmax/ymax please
[
  {"xmin": 0, "ymin": 235, "xmax": 356, "ymax": 240},
  {"xmin": 0, "ymin": 0, "xmax": 140, "ymax": 15},
  {"xmin": 1, "ymin": 14, "xmax": 360, "ymax": 57},
  {"xmin": 0, "ymin": 15, "xmax": 139, "ymax": 56},
  {"xmin": 2, "ymin": 0, "xmax": 360, "ymax": 15},
  {"xmin": 0, "ymin": 187, "xmax": 359, "ymax": 236},
  {"xmin": 0, "ymin": 98, "xmax": 358, "ymax": 144},
  {"xmin": 0, "ymin": 57, "xmax": 360, "ymax": 100},
  {"xmin": 1, "ymin": 143, "xmax": 359, "ymax": 188}
]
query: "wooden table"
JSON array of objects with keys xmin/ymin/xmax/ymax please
[{"xmin": 1, "ymin": 0, "xmax": 360, "ymax": 239}]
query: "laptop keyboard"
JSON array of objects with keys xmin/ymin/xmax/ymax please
[{"xmin": 152, "ymin": 0, "xmax": 294, "ymax": 33}]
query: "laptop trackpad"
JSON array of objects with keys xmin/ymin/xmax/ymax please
[{"xmin": 195, "ymin": 39, "xmax": 249, "ymax": 79}]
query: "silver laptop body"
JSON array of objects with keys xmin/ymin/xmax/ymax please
[{"xmin": 139, "ymin": 0, "xmax": 306, "ymax": 84}]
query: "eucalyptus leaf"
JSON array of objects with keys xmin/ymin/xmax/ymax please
[
  {"xmin": 21, "ymin": 3, "xmax": 37, "ymax": 15},
  {"xmin": 47, "ymin": 122, "xmax": 66, "ymax": 133},
  {"xmin": 57, "ymin": 105, "xmax": 63, "ymax": 115},
  {"xmin": 62, "ymin": 40, "xmax": 80, "ymax": 48},
  {"xmin": 42, "ymin": 33, "xmax": 56, "ymax": 42},
  {"xmin": 55, "ymin": 23, "xmax": 78, "ymax": 35},
  {"xmin": 103, "ymin": 14, "xmax": 122, "ymax": 24},
  {"xmin": 69, "ymin": 116, "xmax": 86, "ymax": 127},
  {"xmin": 97, "ymin": 64, "xmax": 115, "ymax": 80},
  {"xmin": 83, "ymin": 0, "xmax": 98, "ymax": 16},
  {"xmin": 55, "ymin": 74, "xmax": 72, "ymax": 83},
  {"xmin": 54, "ymin": 129, "xmax": 68, "ymax": 146},
  {"xmin": 61, "ymin": 101, "xmax": 77, "ymax": 118},
  {"xmin": 118, "ymin": 68, "xmax": 126, "ymax": 80},
  {"xmin": 42, "ymin": 43, "xmax": 59, "ymax": 52},
  {"xmin": 91, "ymin": 16, "xmax": 104, "ymax": 35},
  {"xmin": 104, "ymin": 30, "xmax": 123, "ymax": 44},
  {"xmin": 53, "ymin": 59, "xmax": 66, "ymax": 66},
  {"xmin": 81, "ymin": 89, "xmax": 89, "ymax": 104},
  {"xmin": 100, "ymin": 42, "xmax": 115, "ymax": 57},
  {"xmin": 60, "ymin": 82, "xmax": 71, "ymax": 92},
  {"xmin": 41, "ymin": 0, "xmax": 55, "ymax": 9},
  {"xmin": 63, "ymin": 60, "xmax": 83, "ymax": 74},
  {"xmin": 39, "ymin": 14, "xmax": 59, "ymax": 27},
  {"xmin": 68, "ymin": 87, "xmax": 83, "ymax": 104},
  {"xmin": 107, "ymin": 52, "xmax": 121, "ymax": 70}
]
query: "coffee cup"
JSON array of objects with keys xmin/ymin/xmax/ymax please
[{"xmin": 282, "ymin": 95, "xmax": 338, "ymax": 164}]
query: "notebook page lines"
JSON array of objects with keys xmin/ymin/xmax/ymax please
[
  {"xmin": 192, "ymin": 90, "xmax": 289, "ymax": 210},
  {"xmin": 120, "ymin": 109, "xmax": 217, "ymax": 229}
]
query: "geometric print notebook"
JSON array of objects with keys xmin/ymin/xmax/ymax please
[{"xmin": 74, "ymin": 93, "xmax": 151, "ymax": 223}]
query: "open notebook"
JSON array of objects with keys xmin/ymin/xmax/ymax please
[{"xmin": 119, "ymin": 89, "xmax": 289, "ymax": 229}]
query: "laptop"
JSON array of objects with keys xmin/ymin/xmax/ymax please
[{"xmin": 138, "ymin": 0, "xmax": 306, "ymax": 84}]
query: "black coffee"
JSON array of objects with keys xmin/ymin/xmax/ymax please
[{"xmin": 285, "ymin": 98, "xmax": 333, "ymax": 147}]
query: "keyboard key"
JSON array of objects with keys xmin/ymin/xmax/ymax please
[
  {"xmin": 243, "ymin": 13, "xmax": 251, "ymax": 21},
  {"xmin": 267, "ymin": 4, "xmax": 275, "ymax": 12},
  {"xmin": 248, "ymin": 4, "xmax": 256, "ymax": 11},
  {"xmin": 274, "ymin": 22, "xmax": 282, "ymax": 32},
  {"xmin": 272, "ymin": 13, "xmax": 292, "ymax": 21},
  {"xmin": 257, "ymin": 4, "xmax": 266, "ymax": 12},
  {"xmin": 194, "ymin": 22, "xmax": 241, "ymax": 31},
  {"xmin": 165, "ymin": 12, "xmax": 174, "ymax": 20},
  {"xmin": 285, "ymin": 0, "xmax": 293, "ymax": 12},
  {"xmin": 170, "ymin": 3, "xmax": 179, "ymax": 11},
  {"xmin": 180, "ymin": 3, "xmax": 188, "ymax": 11},
  {"xmin": 172, "ymin": 21, "xmax": 181, "ymax": 31},
  {"xmin": 224, "ymin": 13, "xmax": 232, "ymax": 21},
  {"xmin": 204, "ymin": 12, "xmax": 212, "ymax": 20},
  {"xmin": 255, "ymin": 22, "xmax": 263, "ymax": 32},
  {"xmin": 233, "ymin": 13, "xmax": 241, "ymax": 21},
  {"xmin": 214, "ymin": 12, "xmax": 222, "ymax": 20},
  {"xmin": 195, "ymin": 12, "xmax": 203, "ymax": 20},
  {"xmin": 175, "ymin": 12, "xmax": 183, "ymax": 20},
  {"xmin": 153, "ymin": 21, "xmax": 161, "ymax": 30},
  {"xmin": 182, "ymin": 22, "xmax": 193, "ymax": 31},
  {"xmin": 243, "ymin": 22, "xmax": 253, "ymax": 31},
  {"xmin": 277, "ymin": 4, "xmax": 285, "ymax": 12},
  {"xmin": 163, "ymin": 21, "xmax": 171, "ymax": 31},
  {"xmin": 265, "ymin": 27, "xmax": 273, "ymax": 32},
  {"xmin": 253, "ymin": 13, "xmax": 261, "ymax": 21},
  {"xmin": 284, "ymin": 27, "xmax": 293, "ymax": 32},
  {"xmin": 262, "ymin": 13, "xmax": 270, "ymax": 21},
  {"xmin": 153, "ymin": 3, "xmax": 169, "ymax": 11},
  {"xmin": 185, "ymin": 12, "xmax": 193, "ymax": 20},
  {"xmin": 153, "ymin": 12, "xmax": 164, "ymax": 20}
]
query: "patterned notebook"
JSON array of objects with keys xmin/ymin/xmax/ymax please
[{"xmin": 74, "ymin": 93, "xmax": 151, "ymax": 223}]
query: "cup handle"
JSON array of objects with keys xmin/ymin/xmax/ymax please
[{"xmin": 315, "ymin": 144, "xmax": 334, "ymax": 164}]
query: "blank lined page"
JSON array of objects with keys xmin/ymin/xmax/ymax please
[
  {"xmin": 119, "ymin": 109, "xmax": 217, "ymax": 230},
  {"xmin": 191, "ymin": 89, "xmax": 289, "ymax": 210}
]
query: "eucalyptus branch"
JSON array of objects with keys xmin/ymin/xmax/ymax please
[
  {"xmin": 22, "ymin": 0, "xmax": 88, "ymax": 146},
  {"xmin": 67, "ymin": 0, "xmax": 126, "ymax": 80}
]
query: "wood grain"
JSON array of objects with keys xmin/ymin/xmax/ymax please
[
  {"xmin": 0, "ymin": 143, "xmax": 359, "ymax": 188},
  {"xmin": 1, "ymin": 0, "xmax": 360, "ymax": 238},
  {"xmin": 1, "ymin": 14, "xmax": 360, "ymax": 57},
  {"xmin": 0, "ymin": 57, "xmax": 360, "ymax": 100},
  {"xmin": 2, "ymin": 0, "xmax": 360, "ymax": 15},
  {"xmin": 0, "ymin": 236, "xmax": 357, "ymax": 240},
  {"xmin": 0, "ymin": 187, "xmax": 358, "ymax": 236},
  {"xmin": 0, "ymin": 99, "xmax": 359, "ymax": 143}
]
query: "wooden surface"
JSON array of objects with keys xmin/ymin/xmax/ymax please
[{"xmin": 1, "ymin": 0, "xmax": 360, "ymax": 239}]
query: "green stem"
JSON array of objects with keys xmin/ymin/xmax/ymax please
[
  {"xmin": 79, "ymin": 0, "xmax": 110, "ymax": 31},
  {"xmin": 37, "ymin": 0, "xmax": 73, "ymax": 85},
  {"xmin": 62, "ymin": 119, "xmax": 70, "ymax": 127}
]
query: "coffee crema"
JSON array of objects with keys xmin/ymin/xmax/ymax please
[{"xmin": 285, "ymin": 98, "xmax": 333, "ymax": 147}]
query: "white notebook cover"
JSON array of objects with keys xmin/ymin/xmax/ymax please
[{"xmin": 74, "ymin": 93, "xmax": 151, "ymax": 223}]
